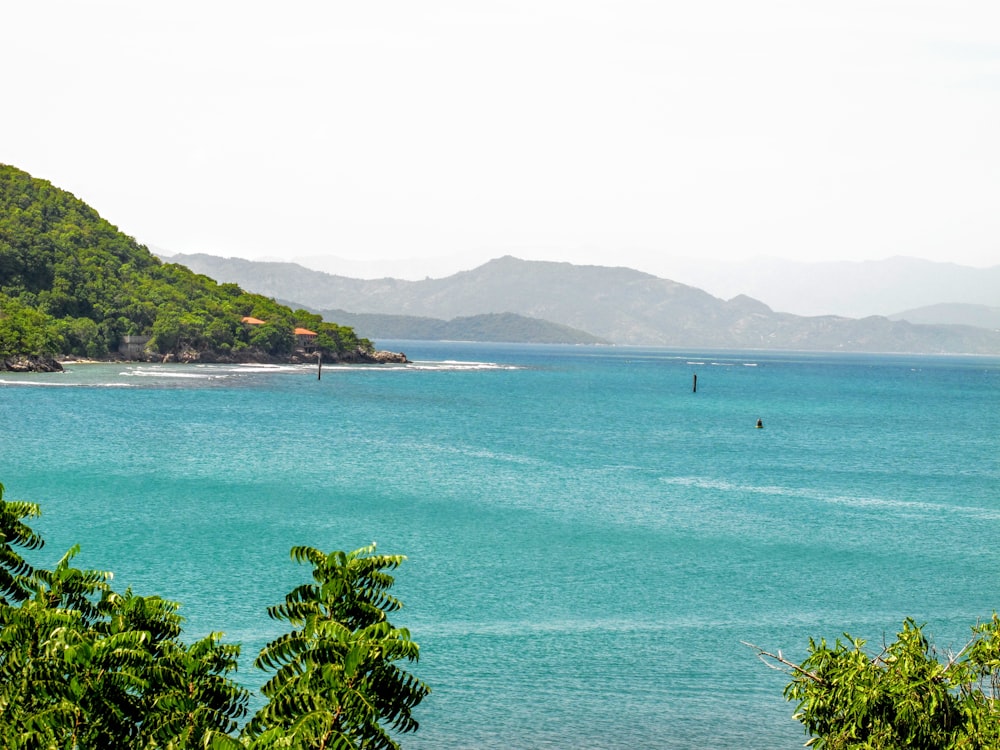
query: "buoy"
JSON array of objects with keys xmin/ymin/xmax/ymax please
[{"xmin": 756, "ymin": 418, "xmax": 763, "ymax": 429}]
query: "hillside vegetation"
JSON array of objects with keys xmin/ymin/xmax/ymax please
[{"xmin": 0, "ymin": 165, "xmax": 373, "ymax": 368}]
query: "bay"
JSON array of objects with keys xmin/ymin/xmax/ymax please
[{"xmin": 1, "ymin": 343, "xmax": 998, "ymax": 748}]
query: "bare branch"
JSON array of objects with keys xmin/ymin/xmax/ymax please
[
  {"xmin": 941, "ymin": 635, "xmax": 977, "ymax": 673},
  {"xmin": 742, "ymin": 642, "xmax": 824, "ymax": 683}
]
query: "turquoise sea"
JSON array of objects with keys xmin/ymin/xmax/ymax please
[{"xmin": 1, "ymin": 342, "xmax": 999, "ymax": 749}]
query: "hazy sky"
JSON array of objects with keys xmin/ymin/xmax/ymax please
[{"xmin": 4, "ymin": 1, "xmax": 999, "ymax": 279}]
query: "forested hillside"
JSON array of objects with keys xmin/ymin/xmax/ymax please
[{"xmin": 0, "ymin": 165, "xmax": 373, "ymax": 369}]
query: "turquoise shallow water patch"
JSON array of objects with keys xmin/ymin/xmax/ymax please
[{"xmin": 2, "ymin": 345, "xmax": 998, "ymax": 749}]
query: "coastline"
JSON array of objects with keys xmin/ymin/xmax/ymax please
[{"xmin": 1, "ymin": 347, "xmax": 408, "ymax": 373}]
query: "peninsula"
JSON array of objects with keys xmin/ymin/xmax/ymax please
[{"xmin": 0, "ymin": 165, "xmax": 405, "ymax": 372}]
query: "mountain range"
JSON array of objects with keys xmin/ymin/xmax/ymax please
[
  {"xmin": 162, "ymin": 253, "xmax": 1000, "ymax": 354},
  {"xmin": 268, "ymin": 254, "xmax": 1000, "ymax": 320}
]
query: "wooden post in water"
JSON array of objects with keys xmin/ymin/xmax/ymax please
[
  {"xmin": 317, "ymin": 352, "xmax": 322, "ymax": 381},
  {"xmin": 692, "ymin": 373, "xmax": 697, "ymax": 393}
]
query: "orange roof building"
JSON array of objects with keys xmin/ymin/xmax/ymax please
[{"xmin": 241, "ymin": 316, "xmax": 266, "ymax": 325}]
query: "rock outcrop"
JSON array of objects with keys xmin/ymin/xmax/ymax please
[
  {"xmin": 362, "ymin": 349, "xmax": 409, "ymax": 364},
  {"xmin": 0, "ymin": 356, "xmax": 64, "ymax": 373},
  {"xmin": 322, "ymin": 347, "xmax": 408, "ymax": 364},
  {"xmin": 160, "ymin": 347, "xmax": 409, "ymax": 366}
]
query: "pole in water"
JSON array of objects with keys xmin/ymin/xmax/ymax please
[
  {"xmin": 692, "ymin": 373, "xmax": 697, "ymax": 393},
  {"xmin": 317, "ymin": 352, "xmax": 322, "ymax": 381}
]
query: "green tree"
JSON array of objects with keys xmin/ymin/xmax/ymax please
[
  {"xmin": 0, "ymin": 483, "xmax": 249, "ymax": 749},
  {"xmin": 751, "ymin": 618, "xmax": 1000, "ymax": 749},
  {"xmin": 0, "ymin": 294, "xmax": 63, "ymax": 358},
  {"xmin": 151, "ymin": 307, "xmax": 184, "ymax": 352},
  {"xmin": 243, "ymin": 544, "xmax": 430, "ymax": 750},
  {"xmin": 0, "ymin": 483, "xmax": 42, "ymax": 603},
  {"xmin": 248, "ymin": 322, "xmax": 295, "ymax": 355},
  {"xmin": 55, "ymin": 316, "xmax": 107, "ymax": 358},
  {"xmin": 0, "ymin": 483, "xmax": 428, "ymax": 749},
  {"xmin": 0, "ymin": 556, "xmax": 249, "ymax": 748}
]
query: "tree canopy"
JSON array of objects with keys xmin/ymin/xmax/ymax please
[
  {"xmin": 750, "ymin": 617, "xmax": 1000, "ymax": 749},
  {"xmin": 0, "ymin": 482, "xmax": 428, "ymax": 749},
  {"xmin": 0, "ymin": 164, "xmax": 372, "ymax": 363}
]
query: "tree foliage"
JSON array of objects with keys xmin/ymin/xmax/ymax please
[
  {"xmin": 245, "ymin": 545, "xmax": 429, "ymax": 750},
  {"xmin": 0, "ymin": 483, "xmax": 427, "ymax": 749},
  {"xmin": 751, "ymin": 618, "xmax": 1000, "ymax": 749},
  {"xmin": 0, "ymin": 164, "xmax": 373, "ymax": 362}
]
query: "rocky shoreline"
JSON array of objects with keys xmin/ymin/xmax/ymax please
[
  {"xmin": 0, "ymin": 356, "xmax": 66, "ymax": 373},
  {"xmin": 2, "ymin": 348, "xmax": 409, "ymax": 373},
  {"xmin": 158, "ymin": 345, "xmax": 409, "ymax": 366}
]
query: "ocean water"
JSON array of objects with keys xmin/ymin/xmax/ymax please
[{"xmin": 1, "ymin": 342, "xmax": 998, "ymax": 749}]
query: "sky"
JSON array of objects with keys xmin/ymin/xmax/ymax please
[{"xmin": 3, "ymin": 1, "xmax": 999, "ymax": 280}]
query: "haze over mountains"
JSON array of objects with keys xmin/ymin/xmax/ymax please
[
  {"xmin": 163, "ymin": 252, "xmax": 1000, "ymax": 354},
  {"xmin": 887, "ymin": 304, "xmax": 1000, "ymax": 329},
  {"xmin": 253, "ymin": 252, "xmax": 1000, "ymax": 320},
  {"xmin": 662, "ymin": 256, "xmax": 1000, "ymax": 318}
]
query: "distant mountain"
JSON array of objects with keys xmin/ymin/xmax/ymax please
[
  {"xmin": 161, "ymin": 252, "xmax": 407, "ymax": 305},
  {"xmin": 164, "ymin": 253, "xmax": 1000, "ymax": 354},
  {"xmin": 888, "ymin": 303, "xmax": 1000, "ymax": 330},
  {"xmin": 660, "ymin": 256, "xmax": 1000, "ymax": 318},
  {"xmin": 194, "ymin": 252, "xmax": 1000, "ymax": 318},
  {"xmin": 309, "ymin": 310, "xmax": 608, "ymax": 345},
  {"xmin": 284, "ymin": 252, "xmax": 488, "ymax": 281}
]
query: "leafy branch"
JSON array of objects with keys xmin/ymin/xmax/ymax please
[{"xmin": 0, "ymin": 482, "xmax": 428, "ymax": 749}]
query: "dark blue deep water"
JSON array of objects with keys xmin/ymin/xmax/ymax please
[{"xmin": 2, "ymin": 343, "xmax": 999, "ymax": 748}]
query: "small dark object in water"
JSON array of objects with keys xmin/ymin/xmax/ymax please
[{"xmin": 756, "ymin": 418, "xmax": 764, "ymax": 429}]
